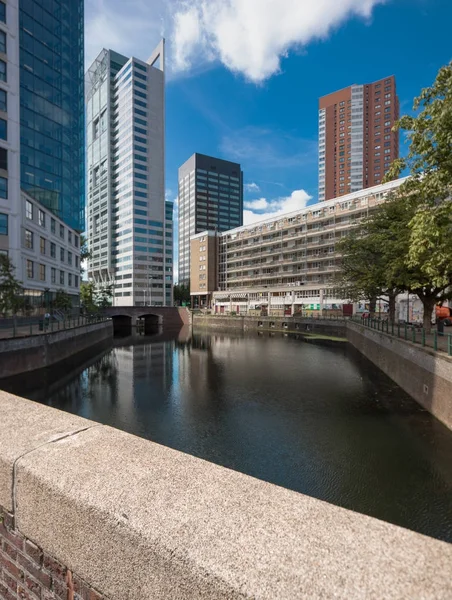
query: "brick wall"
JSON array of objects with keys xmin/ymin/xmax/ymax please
[{"xmin": 0, "ymin": 507, "xmax": 107, "ymax": 600}]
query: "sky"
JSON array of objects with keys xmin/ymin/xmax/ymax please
[{"xmin": 85, "ymin": 0, "xmax": 452, "ymax": 277}]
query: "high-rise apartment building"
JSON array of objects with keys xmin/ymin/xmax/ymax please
[
  {"xmin": 19, "ymin": 0, "xmax": 84, "ymax": 231},
  {"xmin": 86, "ymin": 42, "xmax": 172, "ymax": 307},
  {"xmin": 0, "ymin": 0, "xmax": 82, "ymax": 307},
  {"xmin": 318, "ymin": 76, "xmax": 399, "ymax": 201},
  {"xmin": 178, "ymin": 153, "xmax": 243, "ymax": 287}
]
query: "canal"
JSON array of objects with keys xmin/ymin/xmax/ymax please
[{"xmin": 6, "ymin": 330, "xmax": 452, "ymax": 543}]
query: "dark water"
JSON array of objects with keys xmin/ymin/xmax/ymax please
[{"xmin": 8, "ymin": 329, "xmax": 452, "ymax": 542}]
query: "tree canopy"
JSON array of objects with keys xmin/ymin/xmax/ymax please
[
  {"xmin": 0, "ymin": 255, "xmax": 23, "ymax": 315},
  {"xmin": 338, "ymin": 62, "xmax": 452, "ymax": 330}
]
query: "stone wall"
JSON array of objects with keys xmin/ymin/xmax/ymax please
[
  {"xmin": 193, "ymin": 315, "xmax": 347, "ymax": 337},
  {"xmin": 347, "ymin": 321, "xmax": 452, "ymax": 430},
  {"xmin": 0, "ymin": 322, "xmax": 113, "ymax": 380},
  {"xmin": 1, "ymin": 392, "xmax": 451, "ymax": 599}
]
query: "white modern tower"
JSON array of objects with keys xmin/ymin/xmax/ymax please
[{"xmin": 86, "ymin": 41, "xmax": 173, "ymax": 307}]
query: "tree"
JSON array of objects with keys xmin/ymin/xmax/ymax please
[
  {"xmin": 383, "ymin": 61, "xmax": 452, "ymax": 328},
  {"xmin": 338, "ymin": 193, "xmax": 452, "ymax": 330},
  {"xmin": 0, "ymin": 255, "xmax": 23, "ymax": 315},
  {"xmin": 174, "ymin": 283, "xmax": 190, "ymax": 305},
  {"xmin": 79, "ymin": 234, "xmax": 91, "ymax": 278},
  {"xmin": 80, "ymin": 281, "xmax": 97, "ymax": 313},
  {"xmin": 335, "ymin": 211, "xmax": 404, "ymax": 321},
  {"xmin": 54, "ymin": 289, "xmax": 72, "ymax": 311},
  {"xmin": 95, "ymin": 284, "xmax": 113, "ymax": 309}
]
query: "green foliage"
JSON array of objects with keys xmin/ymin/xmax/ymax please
[
  {"xmin": 174, "ymin": 283, "xmax": 190, "ymax": 305},
  {"xmin": 384, "ymin": 61, "xmax": 452, "ymax": 293},
  {"xmin": 0, "ymin": 255, "xmax": 23, "ymax": 315},
  {"xmin": 80, "ymin": 281, "xmax": 97, "ymax": 313},
  {"xmin": 95, "ymin": 284, "xmax": 113, "ymax": 309},
  {"xmin": 54, "ymin": 289, "xmax": 72, "ymax": 311}
]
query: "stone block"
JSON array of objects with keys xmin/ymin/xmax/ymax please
[
  {"xmin": 0, "ymin": 392, "xmax": 95, "ymax": 511},
  {"xmin": 14, "ymin": 424, "xmax": 452, "ymax": 600}
]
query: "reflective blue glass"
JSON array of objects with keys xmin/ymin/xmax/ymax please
[{"xmin": 19, "ymin": 0, "xmax": 84, "ymax": 231}]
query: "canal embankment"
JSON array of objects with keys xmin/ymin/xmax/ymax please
[
  {"xmin": 193, "ymin": 315, "xmax": 452, "ymax": 430},
  {"xmin": 0, "ymin": 320, "xmax": 113, "ymax": 380},
  {"xmin": 347, "ymin": 320, "xmax": 452, "ymax": 432},
  {"xmin": 1, "ymin": 391, "xmax": 451, "ymax": 600}
]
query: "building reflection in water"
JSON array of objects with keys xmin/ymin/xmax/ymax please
[{"xmin": 9, "ymin": 328, "xmax": 452, "ymax": 543}]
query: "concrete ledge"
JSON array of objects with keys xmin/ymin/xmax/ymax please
[{"xmin": 0, "ymin": 395, "xmax": 450, "ymax": 598}]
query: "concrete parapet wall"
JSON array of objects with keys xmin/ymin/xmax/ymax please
[
  {"xmin": 0, "ymin": 392, "xmax": 451, "ymax": 599},
  {"xmin": 347, "ymin": 321, "xmax": 452, "ymax": 430},
  {"xmin": 0, "ymin": 321, "xmax": 113, "ymax": 380}
]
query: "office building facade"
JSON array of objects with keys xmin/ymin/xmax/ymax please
[
  {"xmin": 19, "ymin": 0, "xmax": 84, "ymax": 231},
  {"xmin": 0, "ymin": 0, "xmax": 81, "ymax": 307},
  {"xmin": 189, "ymin": 179, "xmax": 406, "ymax": 315},
  {"xmin": 319, "ymin": 76, "xmax": 399, "ymax": 201},
  {"xmin": 178, "ymin": 153, "xmax": 243, "ymax": 287},
  {"xmin": 86, "ymin": 41, "xmax": 172, "ymax": 307}
]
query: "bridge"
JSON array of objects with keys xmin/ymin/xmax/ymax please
[{"xmin": 103, "ymin": 306, "xmax": 191, "ymax": 335}]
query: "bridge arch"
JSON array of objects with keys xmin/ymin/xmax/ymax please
[{"xmin": 111, "ymin": 314, "xmax": 133, "ymax": 336}]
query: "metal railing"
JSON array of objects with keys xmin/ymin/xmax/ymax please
[
  {"xmin": 352, "ymin": 316, "xmax": 452, "ymax": 356},
  {"xmin": 0, "ymin": 314, "xmax": 109, "ymax": 340}
]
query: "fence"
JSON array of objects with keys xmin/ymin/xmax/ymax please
[
  {"xmin": 352, "ymin": 316, "xmax": 452, "ymax": 356},
  {"xmin": 0, "ymin": 315, "xmax": 109, "ymax": 340}
]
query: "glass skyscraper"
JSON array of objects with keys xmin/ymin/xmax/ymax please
[{"xmin": 19, "ymin": 0, "xmax": 84, "ymax": 231}]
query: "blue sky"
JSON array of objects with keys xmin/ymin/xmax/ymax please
[{"xmin": 85, "ymin": 0, "xmax": 451, "ymax": 273}]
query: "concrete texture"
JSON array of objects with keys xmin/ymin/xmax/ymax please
[
  {"xmin": 13, "ymin": 420, "xmax": 452, "ymax": 600},
  {"xmin": 0, "ymin": 392, "xmax": 95, "ymax": 511},
  {"xmin": 0, "ymin": 321, "xmax": 113, "ymax": 379},
  {"xmin": 347, "ymin": 321, "xmax": 452, "ymax": 431}
]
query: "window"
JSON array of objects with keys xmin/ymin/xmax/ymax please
[
  {"xmin": 0, "ymin": 2, "xmax": 5, "ymax": 23},
  {"xmin": 0, "ymin": 59, "xmax": 5, "ymax": 82},
  {"xmin": 75, "ymin": 256, "xmax": 79, "ymax": 268},
  {"xmin": 60, "ymin": 224, "xmax": 64, "ymax": 239},
  {"xmin": 50, "ymin": 242, "xmax": 56, "ymax": 258},
  {"xmin": 0, "ymin": 175, "xmax": 6, "ymax": 198},
  {"xmin": 0, "ymin": 89, "xmax": 6, "ymax": 112},
  {"xmin": 51, "ymin": 268, "xmax": 56, "ymax": 284},
  {"xmin": 38, "ymin": 209, "xmax": 45, "ymax": 227},
  {"xmin": 68, "ymin": 273, "xmax": 72, "ymax": 287},
  {"xmin": 60, "ymin": 247, "xmax": 64, "ymax": 262},
  {"xmin": 40, "ymin": 237, "xmax": 46, "ymax": 254},
  {"xmin": 74, "ymin": 235, "xmax": 79, "ymax": 248},
  {"xmin": 25, "ymin": 230, "xmax": 33, "ymax": 249},
  {"xmin": 68, "ymin": 251, "xmax": 72, "ymax": 266},
  {"xmin": 27, "ymin": 260, "xmax": 34, "ymax": 279},
  {"xmin": 0, "ymin": 211, "xmax": 6, "ymax": 234},
  {"xmin": 39, "ymin": 264, "xmax": 46, "ymax": 281},
  {"xmin": 68, "ymin": 231, "xmax": 72, "ymax": 244},
  {"xmin": 60, "ymin": 270, "xmax": 64, "ymax": 285},
  {"xmin": 0, "ymin": 117, "xmax": 6, "ymax": 139},
  {"xmin": 0, "ymin": 30, "xmax": 5, "ymax": 54}
]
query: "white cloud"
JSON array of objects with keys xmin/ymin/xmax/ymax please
[
  {"xmin": 171, "ymin": 0, "xmax": 387, "ymax": 82},
  {"xmin": 244, "ymin": 198, "xmax": 269, "ymax": 210},
  {"xmin": 85, "ymin": 0, "xmax": 386, "ymax": 82},
  {"xmin": 244, "ymin": 182, "xmax": 260, "ymax": 193},
  {"xmin": 244, "ymin": 189, "xmax": 312, "ymax": 224}
]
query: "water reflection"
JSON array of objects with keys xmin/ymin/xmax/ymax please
[{"xmin": 12, "ymin": 330, "xmax": 452, "ymax": 543}]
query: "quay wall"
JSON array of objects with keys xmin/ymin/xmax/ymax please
[
  {"xmin": 347, "ymin": 321, "xmax": 452, "ymax": 430},
  {"xmin": 0, "ymin": 321, "xmax": 113, "ymax": 380}
]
